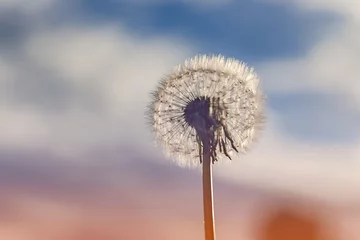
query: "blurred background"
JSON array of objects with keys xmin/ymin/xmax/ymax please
[{"xmin": 1, "ymin": 0, "xmax": 360, "ymax": 239}]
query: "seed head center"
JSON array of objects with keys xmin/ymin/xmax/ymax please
[{"xmin": 184, "ymin": 96, "xmax": 216, "ymax": 134}]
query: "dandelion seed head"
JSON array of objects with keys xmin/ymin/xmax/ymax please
[{"xmin": 148, "ymin": 54, "xmax": 265, "ymax": 168}]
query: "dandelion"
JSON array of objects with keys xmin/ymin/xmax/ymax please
[{"xmin": 147, "ymin": 54, "xmax": 265, "ymax": 240}]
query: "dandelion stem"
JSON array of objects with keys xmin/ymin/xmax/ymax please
[{"xmin": 202, "ymin": 138, "xmax": 216, "ymax": 240}]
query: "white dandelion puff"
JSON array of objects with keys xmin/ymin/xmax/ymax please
[
  {"xmin": 148, "ymin": 54, "xmax": 265, "ymax": 168},
  {"xmin": 147, "ymin": 54, "xmax": 265, "ymax": 240}
]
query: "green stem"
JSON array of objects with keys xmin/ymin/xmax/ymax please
[{"xmin": 202, "ymin": 139, "xmax": 216, "ymax": 240}]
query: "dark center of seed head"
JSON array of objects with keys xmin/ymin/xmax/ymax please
[{"xmin": 184, "ymin": 96, "xmax": 215, "ymax": 133}]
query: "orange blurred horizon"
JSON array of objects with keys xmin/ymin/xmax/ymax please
[{"xmin": 0, "ymin": 149, "xmax": 358, "ymax": 240}]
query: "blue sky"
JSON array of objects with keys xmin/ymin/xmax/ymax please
[
  {"xmin": 77, "ymin": 0, "xmax": 339, "ymax": 61},
  {"xmin": 1, "ymin": 0, "xmax": 360, "ymax": 238}
]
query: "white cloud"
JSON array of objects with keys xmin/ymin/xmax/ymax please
[
  {"xmin": 25, "ymin": 25, "xmax": 191, "ymax": 107},
  {"xmin": 257, "ymin": 0, "xmax": 360, "ymax": 82},
  {"xmin": 259, "ymin": 23, "xmax": 360, "ymax": 103},
  {"xmin": 1, "ymin": 24, "xmax": 191, "ymax": 155},
  {"xmin": 258, "ymin": 1, "xmax": 360, "ymax": 106},
  {"xmin": 216, "ymin": 113, "xmax": 360, "ymax": 206},
  {"xmin": 0, "ymin": 0, "xmax": 58, "ymax": 14},
  {"xmin": 285, "ymin": 0, "xmax": 360, "ymax": 23}
]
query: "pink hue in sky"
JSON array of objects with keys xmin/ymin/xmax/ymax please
[{"xmin": 0, "ymin": 149, "xmax": 358, "ymax": 240}]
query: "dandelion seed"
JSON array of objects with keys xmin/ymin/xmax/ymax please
[
  {"xmin": 148, "ymin": 54, "xmax": 265, "ymax": 168},
  {"xmin": 147, "ymin": 54, "xmax": 265, "ymax": 240}
]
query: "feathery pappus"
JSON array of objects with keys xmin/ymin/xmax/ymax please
[{"xmin": 147, "ymin": 55, "xmax": 265, "ymax": 168}]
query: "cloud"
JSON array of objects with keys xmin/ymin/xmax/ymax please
[
  {"xmin": 0, "ymin": 0, "xmax": 59, "ymax": 14},
  {"xmin": 216, "ymin": 112, "xmax": 360, "ymax": 207},
  {"xmin": 259, "ymin": 25, "xmax": 360, "ymax": 100},
  {"xmin": 257, "ymin": 0, "xmax": 360, "ymax": 100},
  {"xmin": 1, "ymin": 23, "xmax": 191, "ymax": 155},
  {"xmin": 279, "ymin": 0, "xmax": 360, "ymax": 22}
]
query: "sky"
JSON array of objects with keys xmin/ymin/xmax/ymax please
[{"xmin": 1, "ymin": 0, "xmax": 360, "ymax": 239}]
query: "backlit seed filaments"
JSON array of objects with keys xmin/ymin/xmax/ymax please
[
  {"xmin": 184, "ymin": 96, "xmax": 238, "ymax": 164},
  {"xmin": 148, "ymin": 55, "xmax": 265, "ymax": 168}
]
